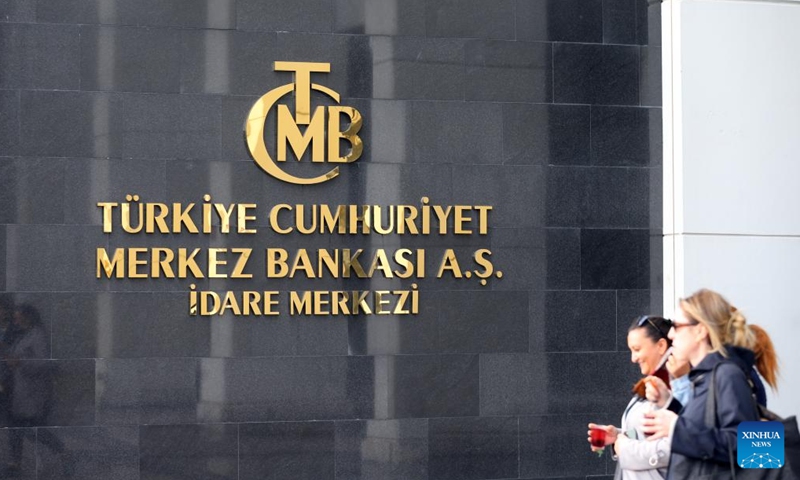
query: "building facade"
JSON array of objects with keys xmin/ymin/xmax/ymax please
[{"xmin": 3, "ymin": 0, "xmax": 664, "ymax": 478}]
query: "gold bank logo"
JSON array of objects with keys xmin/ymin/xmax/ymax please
[{"xmin": 244, "ymin": 61, "xmax": 363, "ymax": 185}]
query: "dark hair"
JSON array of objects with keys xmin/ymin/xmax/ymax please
[
  {"xmin": 629, "ymin": 315, "xmax": 673, "ymax": 347},
  {"xmin": 15, "ymin": 303, "xmax": 42, "ymax": 327}
]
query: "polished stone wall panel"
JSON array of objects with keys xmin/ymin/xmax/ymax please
[
  {"xmin": 641, "ymin": 46, "xmax": 663, "ymax": 107},
  {"xmin": 37, "ymin": 0, "xmax": 237, "ymax": 29},
  {"xmin": 5, "ymin": 225, "xmax": 106, "ymax": 292},
  {"xmin": 180, "ymin": 30, "xmax": 280, "ymax": 96},
  {"xmin": 545, "ymin": 228, "xmax": 580, "ymax": 289},
  {"xmin": 335, "ymin": 0, "xmax": 427, "ymax": 36},
  {"xmin": 20, "ymin": 90, "xmax": 124, "ymax": 158},
  {"xmin": 0, "ymin": 427, "xmax": 37, "ymax": 477},
  {"xmin": 0, "ymin": 24, "xmax": 80, "ymax": 90},
  {"xmin": 481, "ymin": 352, "xmax": 637, "ymax": 416},
  {"xmin": 425, "ymin": 0, "xmax": 515, "ymax": 40},
  {"xmin": 369, "ymin": 37, "xmax": 466, "ymax": 101},
  {"xmin": 0, "ymin": 90, "xmax": 20, "ymax": 156},
  {"xmin": 63, "ymin": 158, "xmax": 167, "ymax": 226},
  {"xmin": 52, "ymin": 293, "xmax": 211, "ymax": 359},
  {"xmin": 603, "ymin": 0, "xmax": 638, "ymax": 45},
  {"xmin": 335, "ymin": 419, "xmax": 428, "ymax": 480},
  {"xmin": 140, "ymin": 424, "xmax": 238, "ymax": 480},
  {"xmin": 581, "ymin": 229, "xmax": 650, "ymax": 289},
  {"xmin": 1, "ymin": 1, "xmax": 662, "ymax": 478},
  {"xmin": 240, "ymin": 422, "xmax": 335, "ymax": 480},
  {"xmin": 0, "ymin": 225, "xmax": 6, "ymax": 291},
  {"xmin": 0, "ymin": 0, "xmax": 34, "ymax": 22},
  {"xmin": 96, "ymin": 357, "xmax": 200, "ymax": 425},
  {"xmin": 0, "ymin": 157, "xmax": 66, "ymax": 225},
  {"xmin": 390, "ymin": 354, "xmax": 479, "ymax": 418},
  {"xmin": 591, "ymin": 106, "xmax": 661, "ymax": 166},
  {"xmin": 545, "ymin": 290, "xmax": 617, "ymax": 352},
  {"xmin": 220, "ymin": 356, "xmax": 375, "ymax": 422},
  {"xmin": 80, "ymin": 26, "xmax": 182, "ymax": 94},
  {"xmin": 546, "ymin": 166, "xmax": 649, "ymax": 228},
  {"xmin": 237, "ymin": 0, "xmax": 334, "ymax": 33},
  {"xmin": 453, "ymin": 165, "xmax": 545, "ymax": 228},
  {"xmin": 122, "ymin": 93, "xmax": 221, "ymax": 160},
  {"xmin": 465, "ymin": 40, "xmax": 552, "ymax": 103},
  {"xmin": 503, "ymin": 103, "xmax": 591, "ymax": 166},
  {"xmin": 553, "ymin": 43, "xmax": 639, "ymax": 105},
  {"xmin": 411, "ymin": 101, "xmax": 503, "ymax": 165},
  {"xmin": 616, "ymin": 289, "xmax": 654, "ymax": 350},
  {"xmin": 0, "ymin": 359, "xmax": 95, "ymax": 427},
  {"xmin": 429, "ymin": 416, "xmax": 519, "ymax": 480},
  {"xmin": 516, "ymin": 0, "xmax": 603, "ymax": 43},
  {"xmin": 36, "ymin": 426, "xmax": 139, "ymax": 480},
  {"xmin": 520, "ymin": 415, "xmax": 610, "ymax": 478}
]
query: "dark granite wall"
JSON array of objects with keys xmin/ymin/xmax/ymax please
[{"xmin": 0, "ymin": 0, "xmax": 662, "ymax": 478}]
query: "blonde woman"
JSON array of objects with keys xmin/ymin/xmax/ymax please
[{"xmin": 642, "ymin": 289, "xmax": 779, "ymax": 479}]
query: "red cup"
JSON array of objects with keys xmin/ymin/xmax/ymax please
[{"xmin": 590, "ymin": 427, "xmax": 607, "ymax": 448}]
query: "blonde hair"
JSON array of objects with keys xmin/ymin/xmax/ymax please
[{"xmin": 680, "ymin": 289, "xmax": 779, "ymax": 390}]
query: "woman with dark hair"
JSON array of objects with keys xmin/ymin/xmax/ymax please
[
  {"xmin": 643, "ymin": 289, "xmax": 779, "ymax": 479},
  {"xmin": 587, "ymin": 315, "xmax": 687, "ymax": 480}
]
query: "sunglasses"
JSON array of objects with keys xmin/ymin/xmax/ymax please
[
  {"xmin": 636, "ymin": 315, "xmax": 672, "ymax": 340},
  {"xmin": 670, "ymin": 319, "xmax": 699, "ymax": 331}
]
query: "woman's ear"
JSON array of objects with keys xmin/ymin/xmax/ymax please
[
  {"xmin": 696, "ymin": 323, "xmax": 710, "ymax": 344},
  {"xmin": 657, "ymin": 337, "xmax": 669, "ymax": 355}
]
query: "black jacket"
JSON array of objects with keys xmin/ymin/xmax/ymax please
[{"xmin": 666, "ymin": 347, "xmax": 760, "ymax": 479}]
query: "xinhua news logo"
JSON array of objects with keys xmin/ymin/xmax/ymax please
[{"xmin": 738, "ymin": 421, "xmax": 784, "ymax": 469}]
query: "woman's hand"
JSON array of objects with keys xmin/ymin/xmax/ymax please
[
  {"xmin": 642, "ymin": 409, "xmax": 677, "ymax": 440},
  {"xmin": 666, "ymin": 354, "xmax": 690, "ymax": 378},
  {"xmin": 644, "ymin": 376, "xmax": 670, "ymax": 408},
  {"xmin": 587, "ymin": 423, "xmax": 618, "ymax": 452}
]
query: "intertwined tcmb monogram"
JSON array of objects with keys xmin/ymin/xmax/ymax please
[{"xmin": 244, "ymin": 62, "xmax": 363, "ymax": 185}]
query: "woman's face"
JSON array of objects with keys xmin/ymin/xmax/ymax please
[
  {"xmin": 668, "ymin": 306, "xmax": 702, "ymax": 363},
  {"xmin": 627, "ymin": 327, "xmax": 667, "ymax": 375}
]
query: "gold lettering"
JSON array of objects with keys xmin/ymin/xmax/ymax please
[
  {"xmin": 201, "ymin": 291, "xmax": 220, "ymax": 315},
  {"xmin": 145, "ymin": 203, "xmax": 169, "ymax": 233},
  {"xmin": 263, "ymin": 291, "xmax": 279, "ymax": 315},
  {"xmin": 128, "ymin": 247, "xmax": 147, "ymax": 278},
  {"xmin": 96, "ymin": 248, "xmax": 124, "ymax": 278},
  {"xmin": 214, "ymin": 204, "xmax": 235, "ymax": 234},
  {"xmin": 178, "ymin": 248, "xmax": 204, "ymax": 278},
  {"xmin": 314, "ymin": 291, "xmax": 330, "ymax": 315},
  {"xmin": 231, "ymin": 248, "xmax": 253, "ymax": 279},
  {"xmin": 266, "ymin": 248, "xmax": 289, "ymax": 277},
  {"xmin": 269, "ymin": 204, "xmax": 293, "ymax": 234},
  {"xmin": 394, "ymin": 290, "xmax": 410, "ymax": 315},
  {"xmin": 291, "ymin": 249, "xmax": 315, "ymax": 278},
  {"xmin": 277, "ymin": 105, "xmax": 325, "ymax": 162},
  {"xmin": 374, "ymin": 291, "xmax": 390, "ymax": 315},
  {"xmin": 474, "ymin": 249, "xmax": 494, "ymax": 278},
  {"xmin": 327, "ymin": 106, "xmax": 363, "ymax": 163},
  {"xmin": 243, "ymin": 291, "xmax": 261, "ymax": 315},
  {"xmin": 238, "ymin": 204, "xmax": 257, "ymax": 234},
  {"xmin": 454, "ymin": 206, "xmax": 472, "ymax": 234},
  {"xmin": 151, "ymin": 248, "xmax": 176, "ymax": 278},
  {"xmin": 290, "ymin": 291, "xmax": 312, "ymax": 315},
  {"xmin": 208, "ymin": 248, "xmax": 227, "ymax": 278},
  {"xmin": 437, "ymin": 249, "xmax": 462, "ymax": 278},
  {"xmin": 220, "ymin": 291, "xmax": 242, "ymax": 315},
  {"xmin": 173, "ymin": 203, "xmax": 199, "ymax": 234},
  {"xmin": 97, "ymin": 202, "xmax": 117, "ymax": 233}
]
